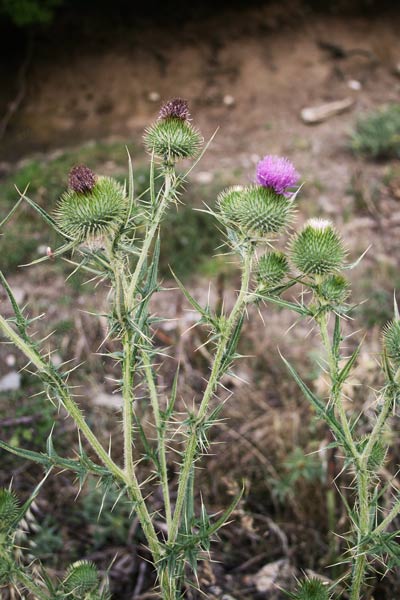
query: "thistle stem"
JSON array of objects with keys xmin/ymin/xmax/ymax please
[
  {"xmin": 350, "ymin": 469, "xmax": 370, "ymax": 600},
  {"xmin": 122, "ymin": 332, "xmax": 135, "ymax": 482},
  {"xmin": 317, "ymin": 313, "xmax": 359, "ymax": 462},
  {"xmin": 169, "ymin": 247, "xmax": 253, "ymax": 544},
  {"xmin": 127, "ymin": 170, "xmax": 173, "ymax": 309},
  {"xmin": 142, "ymin": 349, "xmax": 172, "ymax": 535}
]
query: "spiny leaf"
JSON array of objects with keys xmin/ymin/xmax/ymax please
[
  {"xmin": 220, "ymin": 313, "xmax": 244, "ymax": 374},
  {"xmin": 262, "ymin": 295, "xmax": 312, "ymax": 316},
  {"xmin": 17, "ymin": 186, "xmax": 72, "ymax": 239},
  {"xmin": 171, "ymin": 268, "xmax": 215, "ymax": 325},
  {"xmin": 0, "ymin": 193, "xmax": 24, "ymax": 229},
  {"xmin": 280, "ymin": 353, "xmax": 349, "ymax": 451},
  {"xmin": 335, "ymin": 337, "xmax": 364, "ymax": 388}
]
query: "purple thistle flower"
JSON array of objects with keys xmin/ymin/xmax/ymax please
[
  {"xmin": 256, "ymin": 155, "xmax": 300, "ymax": 195},
  {"xmin": 158, "ymin": 98, "xmax": 191, "ymax": 121},
  {"xmin": 68, "ymin": 165, "xmax": 97, "ymax": 194}
]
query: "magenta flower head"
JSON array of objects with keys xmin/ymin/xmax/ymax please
[
  {"xmin": 256, "ymin": 155, "xmax": 300, "ymax": 195},
  {"xmin": 68, "ymin": 165, "xmax": 97, "ymax": 194},
  {"xmin": 158, "ymin": 98, "xmax": 191, "ymax": 122}
]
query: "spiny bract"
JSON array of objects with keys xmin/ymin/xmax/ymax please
[
  {"xmin": 257, "ymin": 251, "xmax": 289, "ymax": 287},
  {"xmin": 63, "ymin": 560, "xmax": 100, "ymax": 596},
  {"xmin": 218, "ymin": 184, "xmax": 294, "ymax": 236},
  {"xmin": 383, "ymin": 319, "xmax": 400, "ymax": 367},
  {"xmin": 290, "ymin": 219, "xmax": 345, "ymax": 275},
  {"xmin": 318, "ymin": 274, "xmax": 350, "ymax": 304},
  {"xmin": 56, "ymin": 176, "xmax": 127, "ymax": 242},
  {"xmin": 144, "ymin": 117, "xmax": 203, "ymax": 162},
  {"xmin": 294, "ymin": 577, "xmax": 331, "ymax": 600},
  {"xmin": 0, "ymin": 489, "xmax": 19, "ymax": 532}
]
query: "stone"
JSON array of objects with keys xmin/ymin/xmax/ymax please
[
  {"xmin": 253, "ymin": 558, "xmax": 295, "ymax": 593},
  {"xmin": 301, "ymin": 97, "xmax": 354, "ymax": 124},
  {"xmin": 0, "ymin": 371, "xmax": 21, "ymax": 392}
]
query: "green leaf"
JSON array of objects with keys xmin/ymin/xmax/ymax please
[
  {"xmin": 280, "ymin": 354, "xmax": 349, "ymax": 450},
  {"xmin": 16, "ymin": 186, "xmax": 73, "ymax": 239},
  {"xmin": 220, "ymin": 313, "xmax": 244, "ymax": 374},
  {"xmin": 261, "ymin": 295, "xmax": 311, "ymax": 316},
  {"xmin": 171, "ymin": 268, "xmax": 215, "ymax": 325},
  {"xmin": 0, "ymin": 271, "xmax": 28, "ymax": 335},
  {"xmin": 205, "ymin": 483, "xmax": 244, "ymax": 538},
  {"xmin": 335, "ymin": 337, "xmax": 364, "ymax": 388},
  {"xmin": 0, "ymin": 193, "xmax": 24, "ymax": 229}
]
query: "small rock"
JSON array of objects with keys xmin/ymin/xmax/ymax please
[
  {"xmin": 93, "ymin": 392, "xmax": 123, "ymax": 409},
  {"xmin": 0, "ymin": 371, "xmax": 21, "ymax": 392},
  {"xmin": 194, "ymin": 171, "xmax": 214, "ymax": 184},
  {"xmin": 301, "ymin": 97, "xmax": 354, "ymax": 124},
  {"xmin": 223, "ymin": 94, "xmax": 235, "ymax": 107},
  {"xmin": 148, "ymin": 91, "xmax": 161, "ymax": 102},
  {"xmin": 5, "ymin": 354, "xmax": 16, "ymax": 367},
  {"xmin": 12, "ymin": 287, "xmax": 25, "ymax": 305},
  {"xmin": 348, "ymin": 79, "xmax": 362, "ymax": 90},
  {"xmin": 51, "ymin": 354, "xmax": 63, "ymax": 367},
  {"xmin": 253, "ymin": 558, "xmax": 295, "ymax": 593}
]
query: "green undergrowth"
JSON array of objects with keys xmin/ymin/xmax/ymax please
[{"xmin": 351, "ymin": 104, "xmax": 400, "ymax": 160}]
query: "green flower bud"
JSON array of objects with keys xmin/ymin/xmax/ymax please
[
  {"xmin": 144, "ymin": 118, "xmax": 203, "ymax": 163},
  {"xmin": 0, "ymin": 489, "xmax": 19, "ymax": 533},
  {"xmin": 56, "ymin": 176, "xmax": 127, "ymax": 242},
  {"xmin": 256, "ymin": 251, "xmax": 289, "ymax": 287},
  {"xmin": 290, "ymin": 219, "xmax": 345, "ymax": 275},
  {"xmin": 318, "ymin": 274, "xmax": 350, "ymax": 304},
  {"xmin": 383, "ymin": 319, "xmax": 400, "ymax": 368},
  {"xmin": 218, "ymin": 184, "xmax": 294, "ymax": 237},
  {"xmin": 294, "ymin": 578, "xmax": 330, "ymax": 600},
  {"xmin": 64, "ymin": 561, "xmax": 99, "ymax": 596}
]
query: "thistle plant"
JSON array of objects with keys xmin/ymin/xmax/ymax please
[{"xmin": 0, "ymin": 102, "xmax": 398, "ymax": 600}]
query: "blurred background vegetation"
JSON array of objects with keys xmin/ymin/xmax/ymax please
[{"xmin": 0, "ymin": 1, "xmax": 400, "ymax": 598}]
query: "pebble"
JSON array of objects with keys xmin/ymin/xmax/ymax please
[
  {"xmin": 253, "ymin": 558, "xmax": 295, "ymax": 593},
  {"xmin": 301, "ymin": 97, "xmax": 354, "ymax": 124},
  {"xmin": 194, "ymin": 171, "xmax": 214, "ymax": 184},
  {"xmin": 223, "ymin": 94, "xmax": 235, "ymax": 107},
  {"xmin": 93, "ymin": 392, "xmax": 123, "ymax": 409},
  {"xmin": 348, "ymin": 79, "xmax": 362, "ymax": 90},
  {"xmin": 5, "ymin": 354, "xmax": 16, "ymax": 367},
  {"xmin": 12, "ymin": 287, "xmax": 26, "ymax": 305},
  {"xmin": 148, "ymin": 91, "xmax": 161, "ymax": 102},
  {"xmin": 0, "ymin": 371, "xmax": 21, "ymax": 392}
]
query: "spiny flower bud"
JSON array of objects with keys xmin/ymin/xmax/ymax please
[
  {"xmin": 158, "ymin": 97, "xmax": 190, "ymax": 121},
  {"xmin": 63, "ymin": 561, "xmax": 99, "ymax": 596},
  {"xmin": 256, "ymin": 155, "xmax": 300, "ymax": 195},
  {"xmin": 144, "ymin": 118, "xmax": 203, "ymax": 163},
  {"xmin": 218, "ymin": 184, "xmax": 295, "ymax": 237},
  {"xmin": 257, "ymin": 251, "xmax": 289, "ymax": 287},
  {"xmin": 294, "ymin": 578, "xmax": 330, "ymax": 600},
  {"xmin": 290, "ymin": 219, "xmax": 345, "ymax": 275},
  {"xmin": 383, "ymin": 319, "xmax": 400, "ymax": 368},
  {"xmin": 68, "ymin": 165, "xmax": 97, "ymax": 194},
  {"xmin": 318, "ymin": 274, "xmax": 350, "ymax": 304},
  {"xmin": 0, "ymin": 489, "xmax": 19, "ymax": 532},
  {"xmin": 56, "ymin": 176, "xmax": 127, "ymax": 242}
]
